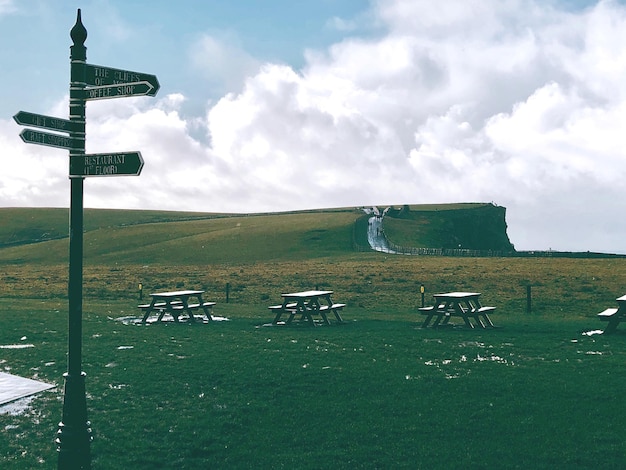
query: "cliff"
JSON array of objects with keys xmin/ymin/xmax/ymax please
[{"xmin": 382, "ymin": 203, "xmax": 515, "ymax": 252}]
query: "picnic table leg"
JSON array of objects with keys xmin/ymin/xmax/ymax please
[
  {"xmin": 201, "ymin": 305, "xmax": 213, "ymax": 321},
  {"xmin": 142, "ymin": 306, "xmax": 154, "ymax": 323},
  {"xmin": 332, "ymin": 308, "xmax": 344, "ymax": 323},
  {"xmin": 196, "ymin": 294, "xmax": 213, "ymax": 322},
  {"xmin": 455, "ymin": 303, "xmax": 474, "ymax": 328},
  {"xmin": 157, "ymin": 307, "xmax": 167, "ymax": 322},
  {"xmin": 171, "ymin": 309, "xmax": 180, "ymax": 323},
  {"xmin": 421, "ymin": 313, "xmax": 434, "ymax": 328},
  {"xmin": 432, "ymin": 313, "xmax": 445, "ymax": 327},
  {"xmin": 302, "ymin": 301, "xmax": 316, "ymax": 326},
  {"xmin": 272, "ymin": 310, "xmax": 283, "ymax": 324},
  {"xmin": 603, "ymin": 318, "xmax": 620, "ymax": 334},
  {"xmin": 462, "ymin": 316, "xmax": 474, "ymax": 328},
  {"xmin": 142, "ymin": 299, "xmax": 157, "ymax": 323},
  {"xmin": 298, "ymin": 299, "xmax": 316, "ymax": 326},
  {"xmin": 313, "ymin": 298, "xmax": 331, "ymax": 325},
  {"xmin": 481, "ymin": 313, "xmax": 495, "ymax": 328},
  {"xmin": 319, "ymin": 308, "xmax": 331, "ymax": 325},
  {"xmin": 181, "ymin": 298, "xmax": 195, "ymax": 323},
  {"xmin": 286, "ymin": 301, "xmax": 304, "ymax": 325},
  {"xmin": 304, "ymin": 309, "xmax": 315, "ymax": 326}
]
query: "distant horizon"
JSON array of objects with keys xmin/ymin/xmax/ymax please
[{"xmin": 2, "ymin": 203, "xmax": 625, "ymax": 256}]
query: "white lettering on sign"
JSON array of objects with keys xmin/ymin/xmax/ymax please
[
  {"xmin": 89, "ymin": 66, "xmax": 141, "ymax": 86},
  {"xmin": 26, "ymin": 130, "xmax": 73, "ymax": 148},
  {"xmin": 50, "ymin": 119, "xmax": 67, "ymax": 130},
  {"xmin": 84, "ymin": 154, "xmax": 126, "ymax": 166},
  {"xmin": 114, "ymin": 70, "xmax": 141, "ymax": 83},
  {"xmin": 83, "ymin": 154, "xmax": 126, "ymax": 175},
  {"xmin": 86, "ymin": 87, "xmax": 112, "ymax": 99},
  {"xmin": 91, "ymin": 66, "xmax": 110, "ymax": 86},
  {"xmin": 116, "ymin": 84, "xmax": 135, "ymax": 96}
]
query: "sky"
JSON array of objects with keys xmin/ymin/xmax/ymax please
[{"xmin": 1, "ymin": 0, "xmax": 626, "ymax": 253}]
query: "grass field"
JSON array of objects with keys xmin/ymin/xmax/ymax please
[{"xmin": 1, "ymin": 208, "xmax": 626, "ymax": 469}]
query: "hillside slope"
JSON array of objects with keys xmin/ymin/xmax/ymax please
[
  {"xmin": 0, "ymin": 209, "xmax": 361, "ymax": 265},
  {"xmin": 0, "ymin": 204, "xmax": 515, "ymax": 265}
]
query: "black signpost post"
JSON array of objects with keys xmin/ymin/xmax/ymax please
[{"xmin": 13, "ymin": 9, "xmax": 159, "ymax": 469}]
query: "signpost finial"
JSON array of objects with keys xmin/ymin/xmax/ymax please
[{"xmin": 70, "ymin": 9, "xmax": 87, "ymax": 60}]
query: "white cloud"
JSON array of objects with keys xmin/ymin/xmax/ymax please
[
  {"xmin": 189, "ymin": 33, "xmax": 261, "ymax": 95},
  {"xmin": 0, "ymin": 0, "xmax": 16, "ymax": 16},
  {"xmin": 4, "ymin": 0, "xmax": 626, "ymax": 252}
]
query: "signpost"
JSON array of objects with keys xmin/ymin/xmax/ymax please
[{"xmin": 13, "ymin": 9, "xmax": 159, "ymax": 469}]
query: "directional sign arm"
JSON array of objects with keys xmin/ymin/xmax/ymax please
[
  {"xmin": 19, "ymin": 129, "xmax": 78, "ymax": 150},
  {"xmin": 13, "ymin": 111, "xmax": 80, "ymax": 133},
  {"xmin": 70, "ymin": 151, "xmax": 144, "ymax": 176}
]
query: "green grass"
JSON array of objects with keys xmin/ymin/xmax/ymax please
[
  {"xmin": 0, "ymin": 209, "xmax": 361, "ymax": 265},
  {"xmin": 2, "ymin": 255, "xmax": 626, "ymax": 469},
  {"xmin": 2, "ymin": 208, "xmax": 626, "ymax": 468}
]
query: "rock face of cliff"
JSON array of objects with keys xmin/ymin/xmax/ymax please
[{"xmin": 383, "ymin": 203, "xmax": 515, "ymax": 252}]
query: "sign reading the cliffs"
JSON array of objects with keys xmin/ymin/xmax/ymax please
[{"xmin": 84, "ymin": 63, "xmax": 160, "ymax": 95}]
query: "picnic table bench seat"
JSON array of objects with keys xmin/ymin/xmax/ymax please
[
  {"xmin": 138, "ymin": 300, "xmax": 183, "ymax": 310},
  {"xmin": 597, "ymin": 308, "xmax": 619, "ymax": 319},
  {"xmin": 597, "ymin": 307, "xmax": 622, "ymax": 334},
  {"xmin": 318, "ymin": 303, "xmax": 346, "ymax": 311},
  {"xmin": 473, "ymin": 306, "xmax": 496, "ymax": 314},
  {"xmin": 172, "ymin": 302, "xmax": 216, "ymax": 310},
  {"xmin": 268, "ymin": 303, "xmax": 298, "ymax": 311}
]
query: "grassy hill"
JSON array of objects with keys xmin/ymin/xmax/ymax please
[
  {"xmin": 0, "ymin": 207, "xmax": 364, "ymax": 265},
  {"xmin": 0, "ymin": 203, "xmax": 514, "ymax": 265}
]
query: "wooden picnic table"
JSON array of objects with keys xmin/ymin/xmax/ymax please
[
  {"xmin": 138, "ymin": 290, "xmax": 215, "ymax": 324},
  {"xmin": 419, "ymin": 292, "xmax": 496, "ymax": 329},
  {"xmin": 597, "ymin": 294, "xmax": 626, "ymax": 334},
  {"xmin": 269, "ymin": 290, "xmax": 346, "ymax": 326}
]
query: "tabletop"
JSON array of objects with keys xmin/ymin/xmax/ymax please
[
  {"xmin": 282, "ymin": 290, "xmax": 333, "ymax": 298},
  {"xmin": 433, "ymin": 292, "xmax": 481, "ymax": 299},
  {"xmin": 150, "ymin": 290, "xmax": 204, "ymax": 297},
  {"xmin": 616, "ymin": 294, "xmax": 626, "ymax": 302}
]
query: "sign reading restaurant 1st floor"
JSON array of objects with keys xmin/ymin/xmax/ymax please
[{"xmin": 70, "ymin": 151, "xmax": 144, "ymax": 177}]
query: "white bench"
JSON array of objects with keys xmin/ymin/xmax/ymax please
[{"xmin": 597, "ymin": 307, "xmax": 621, "ymax": 334}]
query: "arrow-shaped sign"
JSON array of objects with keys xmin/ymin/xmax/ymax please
[
  {"xmin": 70, "ymin": 151, "xmax": 144, "ymax": 177},
  {"xmin": 13, "ymin": 111, "xmax": 82, "ymax": 133},
  {"xmin": 84, "ymin": 63, "xmax": 159, "ymax": 96},
  {"xmin": 19, "ymin": 129, "xmax": 79, "ymax": 150},
  {"xmin": 83, "ymin": 81, "xmax": 155, "ymax": 101}
]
